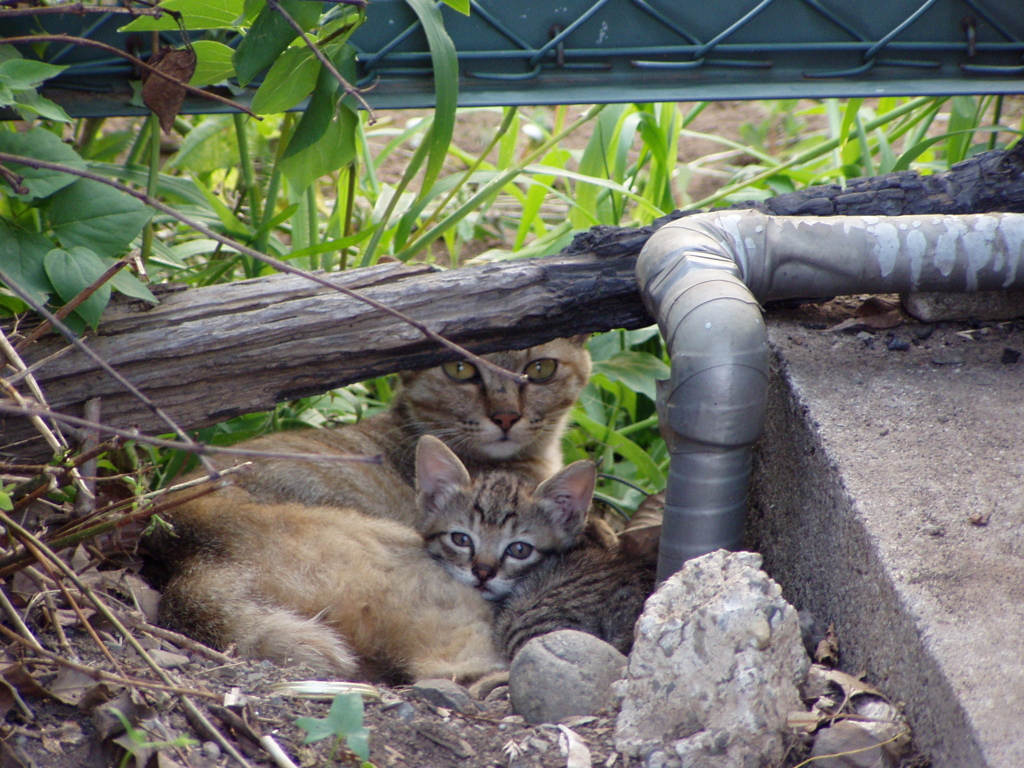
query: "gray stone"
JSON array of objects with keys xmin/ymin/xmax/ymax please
[
  {"xmin": 147, "ymin": 649, "xmax": 190, "ymax": 669},
  {"xmin": 509, "ymin": 630, "xmax": 627, "ymax": 724},
  {"xmin": 614, "ymin": 550, "xmax": 809, "ymax": 768},
  {"xmin": 810, "ymin": 721, "xmax": 895, "ymax": 768},
  {"xmin": 901, "ymin": 291, "xmax": 1024, "ymax": 322},
  {"xmin": 410, "ymin": 679, "xmax": 478, "ymax": 714},
  {"xmin": 751, "ymin": 317, "xmax": 1024, "ymax": 767}
]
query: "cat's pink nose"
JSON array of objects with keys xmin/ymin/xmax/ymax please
[
  {"xmin": 472, "ymin": 563, "xmax": 496, "ymax": 583},
  {"xmin": 491, "ymin": 411, "xmax": 521, "ymax": 432}
]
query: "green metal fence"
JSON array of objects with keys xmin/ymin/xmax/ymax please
[{"xmin": 2, "ymin": 0, "xmax": 1022, "ymax": 118}]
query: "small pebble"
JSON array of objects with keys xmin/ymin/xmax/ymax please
[
  {"xmin": 1001, "ymin": 347, "xmax": 1021, "ymax": 364},
  {"xmin": 202, "ymin": 742, "xmax": 221, "ymax": 760},
  {"xmin": 913, "ymin": 325, "xmax": 935, "ymax": 340},
  {"xmin": 885, "ymin": 336, "xmax": 910, "ymax": 351},
  {"xmin": 147, "ymin": 649, "xmax": 190, "ymax": 670}
]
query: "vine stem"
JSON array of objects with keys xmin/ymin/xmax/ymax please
[
  {"xmin": 0, "ymin": 151, "xmax": 526, "ymax": 385},
  {"xmin": 0, "ymin": 35, "xmax": 260, "ymax": 119}
]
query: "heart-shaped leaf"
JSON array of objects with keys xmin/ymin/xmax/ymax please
[
  {"xmin": 46, "ymin": 179, "xmax": 153, "ymax": 255},
  {"xmin": 43, "ymin": 247, "xmax": 113, "ymax": 330}
]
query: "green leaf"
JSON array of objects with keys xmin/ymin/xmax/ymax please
[
  {"xmin": 405, "ymin": 0, "xmax": 458, "ymax": 197},
  {"xmin": 251, "ymin": 45, "xmax": 319, "ymax": 114},
  {"xmin": 189, "ymin": 40, "xmax": 236, "ymax": 87},
  {"xmin": 279, "ymin": 47, "xmax": 357, "ymax": 191},
  {"xmin": 591, "ymin": 351, "xmax": 670, "ymax": 403},
  {"xmin": 295, "ymin": 693, "xmax": 370, "ymax": 761},
  {"xmin": 233, "ymin": 0, "xmax": 322, "ymax": 86},
  {"xmin": 0, "ymin": 127, "xmax": 86, "ymax": 201},
  {"xmin": 167, "ymin": 114, "xmax": 241, "ymax": 174},
  {"xmin": 570, "ymin": 104, "xmax": 628, "ymax": 229},
  {"xmin": 0, "ymin": 491, "xmax": 12, "ymax": 512},
  {"xmin": 46, "ymin": 179, "xmax": 153, "ymax": 255},
  {"xmin": 110, "ymin": 270, "xmax": 158, "ymax": 304},
  {"xmin": 120, "ymin": 0, "xmax": 245, "ymax": 32},
  {"xmin": 13, "ymin": 89, "xmax": 73, "ymax": 123},
  {"xmin": 441, "ymin": 0, "xmax": 470, "ymax": 13},
  {"xmin": 572, "ymin": 412, "xmax": 665, "ymax": 486},
  {"xmin": 0, "ymin": 58, "xmax": 67, "ymax": 91},
  {"xmin": 43, "ymin": 247, "xmax": 112, "ymax": 330},
  {"xmin": 0, "ymin": 222, "xmax": 54, "ymax": 304}
]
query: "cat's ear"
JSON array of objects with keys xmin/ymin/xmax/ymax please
[
  {"xmin": 566, "ymin": 334, "xmax": 590, "ymax": 347},
  {"xmin": 415, "ymin": 435, "xmax": 471, "ymax": 498},
  {"xmin": 535, "ymin": 460, "xmax": 596, "ymax": 539}
]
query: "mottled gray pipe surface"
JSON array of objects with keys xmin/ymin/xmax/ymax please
[{"xmin": 638, "ymin": 211, "xmax": 1024, "ymax": 579}]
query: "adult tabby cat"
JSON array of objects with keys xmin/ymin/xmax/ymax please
[
  {"xmin": 189, "ymin": 337, "xmax": 591, "ymax": 525},
  {"xmin": 154, "ymin": 436, "xmax": 596, "ymax": 682}
]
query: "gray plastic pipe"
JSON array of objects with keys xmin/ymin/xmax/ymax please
[{"xmin": 637, "ymin": 210, "xmax": 1024, "ymax": 580}]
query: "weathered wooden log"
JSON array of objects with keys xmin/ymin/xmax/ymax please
[
  {"xmin": 2, "ymin": 251, "xmax": 650, "ymax": 459},
  {"xmin": 3, "ymin": 141, "xmax": 1024, "ymax": 460}
]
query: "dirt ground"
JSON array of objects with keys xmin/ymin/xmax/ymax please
[{"xmin": 8, "ymin": 93, "xmax": 1014, "ymax": 765}]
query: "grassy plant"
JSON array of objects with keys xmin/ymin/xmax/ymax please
[
  {"xmin": 2, "ymin": 4, "xmax": 1022, "ymax": 514},
  {"xmin": 295, "ymin": 692, "xmax": 375, "ymax": 767},
  {"xmin": 111, "ymin": 709, "xmax": 198, "ymax": 768}
]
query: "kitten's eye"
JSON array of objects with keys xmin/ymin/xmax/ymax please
[
  {"xmin": 450, "ymin": 532, "xmax": 473, "ymax": 548},
  {"xmin": 505, "ymin": 542, "xmax": 534, "ymax": 560},
  {"xmin": 443, "ymin": 361, "xmax": 479, "ymax": 382},
  {"xmin": 524, "ymin": 358, "xmax": 557, "ymax": 383}
]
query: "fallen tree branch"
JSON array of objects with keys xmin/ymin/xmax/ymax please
[{"xmin": 4, "ymin": 141, "xmax": 1024, "ymax": 461}]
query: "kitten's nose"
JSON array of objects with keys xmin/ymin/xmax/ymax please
[
  {"xmin": 491, "ymin": 411, "xmax": 521, "ymax": 432},
  {"xmin": 472, "ymin": 562, "xmax": 497, "ymax": 583}
]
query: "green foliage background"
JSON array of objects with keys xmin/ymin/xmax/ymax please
[{"xmin": 1, "ymin": 0, "xmax": 1022, "ymax": 512}]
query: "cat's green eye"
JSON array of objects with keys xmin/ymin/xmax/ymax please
[
  {"xmin": 524, "ymin": 358, "xmax": 557, "ymax": 383},
  {"xmin": 443, "ymin": 361, "xmax": 479, "ymax": 382},
  {"xmin": 505, "ymin": 542, "xmax": 534, "ymax": 560},
  {"xmin": 450, "ymin": 532, "xmax": 473, "ymax": 548}
]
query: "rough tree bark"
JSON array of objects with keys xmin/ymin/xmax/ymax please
[{"xmin": 3, "ymin": 141, "xmax": 1024, "ymax": 460}]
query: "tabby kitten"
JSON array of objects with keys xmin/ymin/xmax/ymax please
[
  {"xmin": 189, "ymin": 337, "xmax": 591, "ymax": 526},
  {"xmin": 494, "ymin": 521, "xmax": 658, "ymax": 659},
  {"xmin": 154, "ymin": 436, "xmax": 596, "ymax": 682}
]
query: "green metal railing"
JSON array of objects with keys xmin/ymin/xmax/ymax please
[{"xmin": 1, "ymin": 0, "xmax": 1021, "ymax": 117}]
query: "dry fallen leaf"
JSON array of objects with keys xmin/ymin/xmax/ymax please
[
  {"xmin": 143, "ymin": 47, "xmax": 198, "ymax": 133},
  {"xmin": 558, "ymin": 725, "xmax": 592, "ymax": 768},
  {"xmin": 814, "ymin": 623, "xmax": 839, "ymax": 666}
]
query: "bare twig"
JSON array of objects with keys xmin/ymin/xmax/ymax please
[
  {"xmin": 0, "ymin": 580, "xmax": 43, "ymax": 652},
  {"xmin": 9, "ymin": 528, "xmax": 130, "ymax": 677},
  {"xmin": 1, "ymin": 343, "xmax": 76, "ymax": 387},
  {"xmin": 259, "ymin": 733, "xmax": 301, "ymax": 768},
  {"xmin": 0, "ymin": 511, "xmax": 252, "ymax": 766},
  {"xmin": 0, "ymin": 267, "xmax": 218, "ymax": 476},
  {"xmin": 0, "ymin": 401, "xmax": 383, "ymax": 465},
  {"xmin": 117, "ymin": 613, "xmax": 236, "ymax": 665},
  {"xmin": 0, "ymin": 153, "xmax": 527, "ymax": 386},
  {"xmin": 0, "ymin": 3, "xmax": 167, "ymax": 17},
  {"xmin": 41, "ymin": 591, "xmax": 78, "ymax": 662},
  {"xmin": 264, "ymin": 0, "xmax": 374, "ymax": 120},
  {"xmin": 15, "ymin": 259, "xmax": 130, "ymax": 352},
  {"xmin": 0, "ymin": 328, "xmax": 71, "ymax": 454},
  {"xmin": 0, "ymin": 624, "xmax": 218, "ymax": 699},
  {"xmin": 0, "ymin": 35, "xmax": 260, "ymax": 119},
  {"xmin": 74, "ymin": 398, "xmax": 101, "ymax": 517}
]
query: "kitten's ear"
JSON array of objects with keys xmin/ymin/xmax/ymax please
[
  {"xmin": 536, "ymin": 460, "xmax": 596, "ymax": 539},
  {"xmin": 415, "ymin": 435, "xmax": 471, "ymax": 498},
  {"xmin": 566, "ymin": 334, "xmax": 590, "ymax": 347}
]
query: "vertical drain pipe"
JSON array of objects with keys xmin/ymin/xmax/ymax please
[{"xmin": 637, "ymin": 210, "xmax": 1024, "ymax": 580}]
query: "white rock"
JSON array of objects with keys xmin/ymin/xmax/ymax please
[{"xmin": 614, "ymin": 550, "xmax": 809, "ymax": 767}]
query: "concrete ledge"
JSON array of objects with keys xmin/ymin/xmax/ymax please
[{"xmin": 748, "ymin": 311, "xmax": 1024, "ymax": 768}]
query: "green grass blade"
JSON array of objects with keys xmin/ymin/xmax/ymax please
[{"xmin": 405, "ymin": 0, "xmax": 458, "ymax": 198}]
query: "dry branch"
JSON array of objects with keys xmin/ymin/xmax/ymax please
[{"xmin": 3, "ymin": 142, "xmax": 1024, "ymax": 462}]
